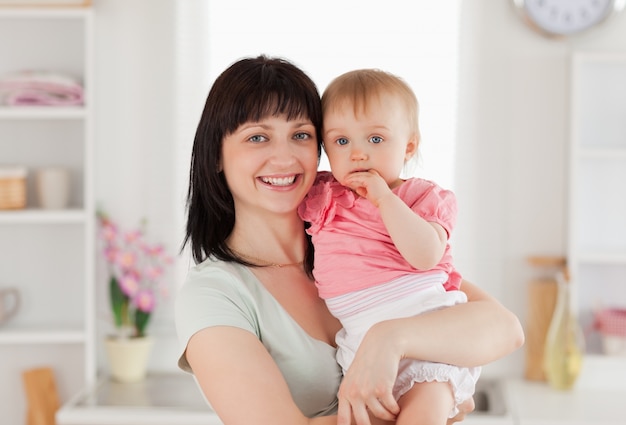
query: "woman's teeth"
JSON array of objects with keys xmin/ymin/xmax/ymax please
[{"xmin": 261, "ymin": 176, "xmax": 296, "ymax": 186}]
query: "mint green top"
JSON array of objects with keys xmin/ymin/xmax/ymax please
[{"xmin": 175, "ymin": 258, "xmax": 341, "ymax": 418}]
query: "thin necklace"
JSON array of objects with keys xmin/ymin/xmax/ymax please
[{"xmin": 230, "ymin": 248, "xmax": 304, "ymax": 269}]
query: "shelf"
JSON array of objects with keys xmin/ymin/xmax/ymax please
[
  {"xmin": 0, "ymin": 208, "xmax": 86, "ymax": 224},
  {"xmin": 570, "ymin": 51, "xmax": 626, "ymax": 355},
  {"xmin": 577, "ymin": 148, "xmax": 626, "ymax": 160},
  {"xmin": 0, "ymin": 106, "xmax": 88, "ymax": 119},
  {"xmin": 576, "ymin": 252, "xmax": 626, "ymax": 265},
  {"xmin": 0, "ymin": 7, "xmax": 91, "ymax": 19},
  {"xmin": 0, "ymin": 326, "xmax": 86, "ymax": 344},
  {"xmin": 0, "ymin": 6, "xmax": 94, "ymax": 425}
]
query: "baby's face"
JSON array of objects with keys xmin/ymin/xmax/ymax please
[{"xmin": 322, "ymin": 96, "xmax": 417, "ymax": 188}]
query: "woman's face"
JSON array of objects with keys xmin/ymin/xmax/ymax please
[{"xmin": 221, "ymin": 114, "xmax": 319, "ymax": 218}]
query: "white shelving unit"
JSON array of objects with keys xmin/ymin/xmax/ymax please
[
  {"xmin": 569, "ymin": 51, "xmax": 626, "ymax": 353},
  {"xmin": 0, "ymin": 6, "xmax": 94, "ymax": 425}
]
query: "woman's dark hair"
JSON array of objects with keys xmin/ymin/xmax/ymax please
[{"xmin": 182, "ymin": 55, "xmax": 323, "ymax": 276}]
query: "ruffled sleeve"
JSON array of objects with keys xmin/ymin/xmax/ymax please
[
  {"xmin": 298, "ymin": 171, "xmax": 355, "ymax": 235},
  {"xmin": 405, "ymin": 179, "xmax": 458, "ymax": 238}
]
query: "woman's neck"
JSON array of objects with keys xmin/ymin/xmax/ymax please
[{"xmin": 228, "ymin": 212, "xmax": 306, "ymax": 265}]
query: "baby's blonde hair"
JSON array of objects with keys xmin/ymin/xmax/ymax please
[{"xmin": 321, "ymin": 69, "xmax": 420, "ymax": 141}]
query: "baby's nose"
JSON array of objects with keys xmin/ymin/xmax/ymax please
[{"xmin": 350, "ymin": 147, "xmax": 367, "ymax": 160}]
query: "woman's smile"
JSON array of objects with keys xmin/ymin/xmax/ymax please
[{"xmin": 259, "ymin": 174, "xmax": 298, "ymax": 187}]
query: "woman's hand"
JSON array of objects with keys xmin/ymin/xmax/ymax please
[
  {"xmin": 336, "ymin": 322, "xmax": 401, "ymax": 425},
  {"xmin": 336, "ymin": 279, "xmax": 523, "ymax": 425}
]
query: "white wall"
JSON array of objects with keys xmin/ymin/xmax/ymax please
[
  {"xmin": 93, "ymin": 0, "xmax": 179, "ymax": 371},
  {"xmin": 203, "ymin": 0, "xmax": 460, "ymax": 188},
  {"xmin": 93, "ymin": 0, "xmax": 626, "ymax": 376},
  {"xmin": 454, "ymin": 1, "xmax": 626, "ymax": 376}
]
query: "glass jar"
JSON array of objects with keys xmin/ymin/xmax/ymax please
[{"xmin": 543, "ymin": 270, "xmax": 585, "ymax": 390}]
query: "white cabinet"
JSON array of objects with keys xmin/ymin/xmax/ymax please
[
  {"xmin": 0, "ymin": 6, "xmax": 94, "ymax": 425},
  {"xmin": 568, "ymin": 52, "xmax": 626, "ymax": 353}
]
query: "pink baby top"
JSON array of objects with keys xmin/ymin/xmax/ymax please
[{"xmin": 298, "ymin": 171, "xmax": 461, "ymax": 299}]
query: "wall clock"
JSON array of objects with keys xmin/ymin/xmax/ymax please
[{"xmin": 512, "ymin": 0, "xmax": 626, "ymax": 37}]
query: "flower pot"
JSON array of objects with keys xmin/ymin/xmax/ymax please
[{"xmin": 105, "ymin": 336, "xmax": 154, "ymax": 383}]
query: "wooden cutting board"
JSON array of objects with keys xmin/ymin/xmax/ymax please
[
  {"xmin": 524, "ymin": 278, "xmax": 558, "ymax": 381},
  {"xmin": 22, "ymin": 367, "xmax": 60, "ymax": 425}
]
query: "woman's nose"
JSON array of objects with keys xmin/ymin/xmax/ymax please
[{"xmin": 271, "ymin": 140, "xmax": 297, "ymax": 164}]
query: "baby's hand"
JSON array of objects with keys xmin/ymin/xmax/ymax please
[{"xmin": 343, "ymin": 170, "xmax": 393, "ymax": 207}]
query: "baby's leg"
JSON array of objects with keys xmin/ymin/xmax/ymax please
[
  {"xmin": 369, "ymin": 416, "xmax": 395, "ymax": 425},
  {"xmin": 396, "ymin": 381, "xmax": 455, "ymax": 425}
]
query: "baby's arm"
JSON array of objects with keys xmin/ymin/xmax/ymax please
[{"xmin": 343, "ymin": 170, "xmax": 446, "ymax": 270}]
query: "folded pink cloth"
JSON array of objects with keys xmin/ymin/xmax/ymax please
[{"xmin": 0, "ymin": 71, "xmax": 84, "ymax": 106}]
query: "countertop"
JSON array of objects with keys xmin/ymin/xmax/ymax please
[
  {"xmin": 56, "ymin": 372, "xmax": 220, "ymax": 425},
  {"xmin": 57, "ymin": 356, "xmax": 626, "ymax": 425},
  {"xmin": 465, "ymin": 355, "xmax": 626, "ymax": 425}
]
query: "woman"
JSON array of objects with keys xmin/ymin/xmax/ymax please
[{"xmin": 176, "ymin": 55, "xmax": 524, "ymax": 425}]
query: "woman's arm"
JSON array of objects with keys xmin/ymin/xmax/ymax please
[
  {"xmin": 337, "ymin": 280, "xmax": 524, "ymax": 425},
  {"xmin": 187, "ymin": 326, "xmax": 337, "ymax": 425},
  {"xmin": 394, "ymin": 280, "xmax": 525, "ymax": 366}
]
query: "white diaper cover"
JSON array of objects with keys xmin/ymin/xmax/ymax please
[{"xmin": 392, "ymin": 359, "xmax": 481, "ymax": 418}]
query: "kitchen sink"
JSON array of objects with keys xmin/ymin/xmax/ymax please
[{"xmin": 470, "ymin": 378, "xmax": 508, "ymax": 416}]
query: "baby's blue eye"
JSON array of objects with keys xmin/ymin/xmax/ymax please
[
  {"xmin": 336, "ymin": 138, "xmax": 349, "ymax": 146},
  {"xmin": 370, "ymin": 136, "xmax": 383, "ymax": 144}
]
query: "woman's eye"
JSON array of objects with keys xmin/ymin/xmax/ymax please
[
  {"xmin": 248, "ymin": 134, "xmax": 267, "ymax": 143},
  {"xmin": 336, "ymin": 138, "xmax": 349, "ymax": 146},
  {"xmin": 369, "ymin": 136, "xmax": 383, "ymax": 144},
  {"xmin": 294, "ymin": 132, "xmax": 311, "ymax": 141}
]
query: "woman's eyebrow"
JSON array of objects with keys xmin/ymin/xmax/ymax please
[
  {"xmin": 239, "ymin": 122, "xmax": 270, "ymax": 131},
  {"xmin": 293, "ymin": 121, "xmax": 315, "ymax": 128}
]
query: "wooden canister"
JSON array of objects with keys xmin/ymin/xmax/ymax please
[{"xmin": 524, "ymin": 278, "xmax": 558, "ymax": 381}]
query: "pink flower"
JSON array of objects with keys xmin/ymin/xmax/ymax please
[
  {"xmin": 124, "ymin": 230, "xmax": 142, "ymax": 244},
  {"xmin": 116, "ymin": 250, "xmax": 137, "ymax": 269},
  {"xmin": 144, "ymin": 243, "xmax": 164, "ymax": 257},
  {"xmin": 134, "ymin": 289, "xmax": 155, "ymax": 313},
  {"xmin": 101, "ymin": 222, "xmax": 118, "ymax": 242},
  {"xmin": 144, "ymin": 265, "xmax": 163, "ymax": 280},
  {"xmin": 103, "ymin": 246, "xmax": 119, "ymax": 263},
  {"xmin": 97, "ymin": 211, "xmax": 173, "ymax": 337},
  {"xmin": 119, "ymin": 272, "xmax": 140, "ymax": 297}
]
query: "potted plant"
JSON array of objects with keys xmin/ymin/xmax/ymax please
[{"xmin": 97, "ymin": 211, "xmax": 173, "ymax": 382}]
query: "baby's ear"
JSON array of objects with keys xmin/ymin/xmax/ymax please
[{"xmin": 405, "ymin": 135, "xmax": 419, "ymax": 160}]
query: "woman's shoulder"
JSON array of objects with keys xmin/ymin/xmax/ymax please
[
  {"xmin": 175, "ymin": 259, "xmax": 263, "ymax": 340},
  {"xmin": 177, "ymin": 259, "xmax": 261, "ymax": 314},
  {"xmin": 183, "ymin": 257, "xmax": 257, "ymax": 297},
  {"xmin": 190, "ymin": 256, "xmax": 240, "ymax": 277}
]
